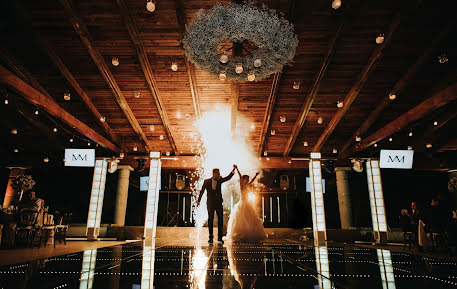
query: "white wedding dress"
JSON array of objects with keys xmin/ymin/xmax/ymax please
[{"xmin": 227, "ymin": 183, "xmax": 266, "ymax": 243}]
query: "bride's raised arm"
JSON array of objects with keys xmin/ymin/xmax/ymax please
[{"xmin": 249, "ymin": 172, "xmax": 260, "ymax": 184}]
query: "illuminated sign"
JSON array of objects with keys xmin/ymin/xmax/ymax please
[
  {"xmin": 140, "ymin": 176, "xmax": 149, "ymax": 192},
  {"xmin": 64, "ymin": 149, "xmax": 95, "ymax": 167},
  {"xmin": 379, "ymin": 149, "xmax": 414, "ymax": 169},
  {"xmin": 306, "ymin": 177, "xmax": 326, "ymax": 194}
]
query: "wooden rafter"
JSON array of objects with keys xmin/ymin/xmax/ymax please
[
  {"xmin": 339, "ymin": 23, "xmax": 454, "ymax": 157},
  {"xmin": 349, "ymin": 82, "xmax": 457, "ymax": 154},
  {"xmin": 174, "ymin": 0, "xmax": 201, "ymax": 121},
  {"xmin": 59, "ymin": 0, "xmax": 154, "ymax": 152},
  {"xmin": 34, "ymin": 37, "xmax": 120, "ymax": 145},
  {"xmin": 231, "ymin": 82, "xmax": 239, "ymax": 137},
  {"xmin": 283, "ymin": 21, "xmax": 344, "ymax": 156},
  {"xmin": 258, "ymin": 72, "xmax": 281, "ymax": 156},
  {"xmin": 0, "ymin": 65, "xmax": 120, "ymax": 152},
  {"xmin": 312, "ymin": 14, "xmax": 401, "ymax": 152}
]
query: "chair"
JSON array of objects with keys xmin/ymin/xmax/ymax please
[
  {"xmin": 431, "ymin": 232, "xmax": 447, "ymax": 251},
  {"xmin": 402, "ymin": 231, "xmax": 415, "ymax": 250},
  {"xmin": 38, "ymin": 213, "xmax": 55, "ymax": 248},
  {"xmin": 13, "ymin": 209, "xmax": 39, "ymax": 247},
  {"xmin": 54, "ymin": 212, "xmax": 71, "ymax": 245}
]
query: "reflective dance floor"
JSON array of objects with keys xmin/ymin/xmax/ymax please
[{"xmin": 1, "ymin": 239, "xmax": 457, "ymax": 289}]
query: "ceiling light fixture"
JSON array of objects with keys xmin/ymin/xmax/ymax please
[
  {"xmin": 438, "ymin": 53, "xmax": 448, "ymax": 64},
  {"xmin": 159, "ymin": 134, "xmax": 164, "ymax": 140},
  {"xmin": 149, "ymin": 124, "xmax": 155, "ymax": 131},
  {"xmin": 376, "ymin": 33, "xmax": 385, "ymax": 44},
  {"xmin": 355, "ymin": 136, "xmax": 361, "ymax": 142},
  {"xmin": 235, "ymin": 63, "xmax": 243, "ymax": 74},
  {"xmin": 389, "ymin": 92, "xmax": 396, "ymax": 100},
  {"xmin": 35, "ymin": 109, "xmax": 39, "ymax": 115},
  {"xmin": 247, "ymin": 72, "xmax": 256, "ymax": 81},
  {"xmin": 219, "ymin": 71, "xmax": 227, "ymax": 81},
  {"xmin": 280, "ymin": 116, "xmax": 286, "ymax": 123},
  {"xmin": 407, "ymin": 146, "xmax": 413, "ymax": 150},
  {"xmin": 263, "ymin": 151, "xmax": 268, "ymax": 156},
  {"xmin": 254, "ymin": 58, "xmax": 262, "ymax": 68},
  {"xmin": 134, "ymin": 91, "xmax": 141, "ymax": 98},
  {"xmin": 250, "ymin": 123, "xmax": 255, "ymax": 130},
  {"xmin": 70, "ymin": 138, "xmax": 74, "ymax": 143},
  {"xmin": 220, "ymin": 54, "xmax": 228, "ymax": 64},
  {"xmin": 293, "ymin": 81, "xmax": 300, "ymax": 90},
  {"xmin": 303, "ymin": 141, "xmax": 309, "ymax": 147},
  {"xmin": 44, "ymin": 157, "xmax": 49, "ymax": 163},
  {"xmin": 64, "ymin": 92, "xmax": 71, "ymax": 101},
  {"xmin": 331, "ymin": 0, "xmax": 342, "ymax": 9},
  {"xmin": 88, "ymin": 142, "xmax": 91, "ymax": 146},
  {"xmin": 133, "ymin": 146, "xmax": 138, "ymax": 152},
  {"xmin": 11, "ymin": 129, "xmax": 18, "ymax": 135},
  {"xmin": 111, "ymin": 57, "xmax": 119, "ymax": 67},
  {"xmin": 389, "ymin": 137, "xmax": 393, "ymax": 142},
  {"xmin": 426, "ymin": 142, "xmax": 432, "ymax": 148},
  {"xmin": 408, "ymin": 131, "xmax": 413, "ymax": 137},
  {"xmin": 4, "ymin": 99, "xmax": 8, "ymax": 104},
  {"xmin": 146, "ymin": 0, "xmax": 156, "ymax": 12},
  {"xmin": 337, "ymin": 100, "xmax": 343, "ymax": 108},
  {"xmin": 374, "ymin": 143, "xmax": 378, "ymax": 147},
  {"xmin": 14, "ymin": 148, "xmax": 18, "ymax": 153},
  {"xmin": 270, "ymin": 129, "xmax": 276, "ymax": 135},
  {"xmin": 100, "ymin": 116, "xmax": 106, "ymax": 122},
  {"xmin": 171, "ymin": 62, "xmax": 178, "ymax": 71},
  {"xmin": 433, "ymin": 121, "xmax": 438, "ymax": 126},
  {"xmin": 317, "ymin": 116, "xmax": 323, "ymax": 124},
  {"xmin": 332, "ymin": 147, "xmax": 338, "ymax": 154},
  {"xmin": 53, "ymin": 127, "xmax": 58, "ymax": 133},
  {"xmin": 119, "ymin": 152, "xmax": 125, "ymax": 158}
]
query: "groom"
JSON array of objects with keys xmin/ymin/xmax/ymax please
[{"xmin": 197, "ymin": 165, "xmax": 237, "ymax": 243}]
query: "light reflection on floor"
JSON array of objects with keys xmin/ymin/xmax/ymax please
[{"xmin": 1, "ymin": 240, "xmax": 457, "ymax": 289}]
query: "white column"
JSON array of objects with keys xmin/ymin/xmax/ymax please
[
  {"xmin": 141, "ymin": 238, "xmax": 156, "ymax": 289},
  {"xmin": 335, "ymin": 167, "xmax": 353, "ymax": 229},
  {"xmin": 113, "ymin": 165, "xmax": 134, "ymax": 226},
  {"xmin": 79, "ymin": 249, "xmax": 97, "ymax": 289},
  {"xmin": 144, "ymin": 152, "xmax": 161, "ymax": 239},
  {"xmin": 315, "ymin": 243, "xmax": 331, "ymax": 289},
  {"xmin": 366, "ymin": 159, "xmax": 388, "ymax": 243},
  {"xmin": 86, "ymin": 158, "xmax": 108, "ymax": 240},
  {"xmin": 377, "ymin": 249, "xmax": 396, "ymax": 289},
  {"xmin": 309, "ymin": 152, "xmax": 327, "ymax": 241}
]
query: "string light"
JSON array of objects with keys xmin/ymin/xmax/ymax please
[
  {"xmin": 219, "ymin": 71, "xmax": 227, "ymax": 81},
  {"xmin": 11, "ymin": 129, "xmax": 18, "ymax": 135},
  {"xmin": 235, "ymin": 63, "xmax": 243, "ymax": 74},
  {"xmin": 64, "ymin": 92, "xmax": 71, "ymax": 101},
  {"xmin": 332, "ymin": 0, "xmax": 342, "ymax": 9},
  {"xmin": 53, "ymin": 127, "xmax": 58, "ymax": 132},
  {"xmin": 376, "ymin": 33, "xmax": 385, "ymax": 44},
  {"xmin": 317, "ymin": 117, "xmax": 323, "ymax": 124},
  {"xmin": 146, "ymin": 0, "xmax": 156, "ymax": 12},
  {"xmin": 270, "ymin": 129, "xmax": 276, "ymax": 135},
  {"xmin": 293, "ymin": 82, "xmax": 300, "ymax": 90},
  {"xmin": 43, "ymin": 157, "xmax": 49, "ymax": 163},
  {"xmin": 220, "ymin": 54, "xmax": 228, "ymax": 64},
  {"xmin": 303, "ymin": 141, "xmax": 309, "ymax": 147},
  {"xmin": 337, "ymin": 101, "xmax": 343, "ymax": 108},
  {"xmin": 171, "ymin": 63, "xmax": 178, "ymax": 71},
  {"xmin": 247, "ymin": 72, "xmax": 256, "ymax": 81},
  {"xmin": 111, "ymin": 57, "xmax": 119, "ymax": 67},
  {"xmin": 133, "ymin": 146, "xmax": 138, "ymax": 152},
  {"xmin": 355, "ymin": 136, "xmax": 361, "ymax": 142},
  {"xmin": 159, "ymin": 134, "xmax": 164, "ymax": 140}
]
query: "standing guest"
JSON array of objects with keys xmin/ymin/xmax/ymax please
[{"xmin": 427, "ymin": 197, "xmax": 452, "ymax": 234}]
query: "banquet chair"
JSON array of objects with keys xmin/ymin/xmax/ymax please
[
  {"xmin": 38, "ymin": 213, "xmax": 55, "ymax": 248},
  {"xmin": 54, "ymin": 212, "xmax": 71, "ymax": 245},
  {"xmin": 13, "ymin": 209, "xmax": 39, "ymax": 247}
]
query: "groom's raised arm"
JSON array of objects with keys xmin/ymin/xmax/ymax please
[
  {"xmin": 221, "ymin": 165, "xmax": 237, "ymax": 183},
  {"xmin": 197, "ymin": 180, "xmax": 206, "ymax": 205}
]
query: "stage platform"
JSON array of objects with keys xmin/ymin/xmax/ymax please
[{"xmin": 1, "ymin": 237, "xmax": 457, "ymax": 288}]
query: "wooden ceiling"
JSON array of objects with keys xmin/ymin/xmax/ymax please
[{"xmin": 1, "ymin": 0, "xmax": 457, "ymax": 169}]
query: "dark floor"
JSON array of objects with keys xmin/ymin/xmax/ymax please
[{"xmin": 1, "ymin": 238, "xmax": 457, "ymax": 289}]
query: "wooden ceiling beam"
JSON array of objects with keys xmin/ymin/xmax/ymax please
[
  {"xmin": 34, "ymin": 37, "xmax": 120, "ymax": 145},
  {"xmin": 339, "ymin": 22, "xmax": 454, "ymax": 157},
  {"xmin": 59, "ymin": 0, "xmax": 154, "ymax": 152},
  {"xmin": 0, "ymin": 65, "xmax": 120, "ymax": 152},
  {"xmin": 349, "ymin": 82, "xmax": 457, "ymax": 154},
  {"xmin": 312, "ymin": 13, "xmax": 401, "ymax": 152},
  {"xmin": 231, "ymin": 82, "xmax": 239, "ymax": 137},
  {"xmin": 283, "ymin": 21, "xmax": 344, "ymax": 156},
  {"xmin": 174, "ymin": 0, "xmax": 201, "ymax": 121}
]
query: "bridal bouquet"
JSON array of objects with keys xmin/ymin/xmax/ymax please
[{"xmin": 11, "ymin": 174, "xmax": 36, "ymax": 193}]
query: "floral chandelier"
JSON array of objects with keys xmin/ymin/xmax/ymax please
[{"xmin": 183, "ymin": 2, "xmax": 298, "ymax": 82}]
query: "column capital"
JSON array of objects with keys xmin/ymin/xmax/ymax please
[
  {"xmin": 335, "ymin": 167, "xmax": 352, "ymax": 172},
  {"xmin": 117, "ymin": 165, "xmax": 134, "ymax": 171}
]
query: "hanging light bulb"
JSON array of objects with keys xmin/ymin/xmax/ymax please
[
  {"xmin": 149, "ymin": 124, "xmax": 155, "ymax": 131},
  {"xmin": 88, "ymin": 142, "xmax": 91, "ymax": 146},
  {"xmin": 133, "ymin": 146, "xmax": 138, "ymax": 152},
  {"xmin": 407, "ymin": 146, "xmax": 413, "ymax": 150},
  {"xmin": 337, "ymin": 101, "xmax": 343, "ymax": 108},
  {"xmin": 293, "ymin": 81, "xmax": 300, "ymax": 90},
  {"xmin": 219, "ymin": 71, "xmax": 227, "ymax": 81},
  {"xmin": 263, "ymin": 151, "xmax": 268, "ymax": 156},
  {"xmin": 64, "ymin": 92, "xmax": 71, "ymax": 101},
  {"xmin": 270, "ymin": 129, "xmax": 276, "ymax": 135},
  {"xmin": 220, "ymin": 54, "xmax": 229, "ymax": 64},
  {"xmin": 389, "ymin": 92, "xmax": 396, "ymax": 100},
  {"xmin": 35, "ymin": 109, "xmax": 39, "ymax": 115},
  {"xmin": 235, "ymin": 63, "xmax": 243, "ymax": 74},
  {"xmin": 280, "ymin": 116, "xmax": 286, "ymax": 123},
  {"xmin": 355, "ymin": 136, "xmax": 361, "ymax": 142},
  {"xmin": 11, "ymin": 129, "xmax": 18, "ymax": 135},
  {"xmin": 389, "ymin": 137, "xmax": 393, "ymax": 142},
  {"xmin": 409, "ymin": 131, "xmax": 413, "ymax": 137},
  {"xmin": 166, "ymin": 151, "xmax": 171, "ymax": 156},
  {"xmin": 13, "ymin": 148, "xmax": 19, "ymax": 153},
  {"xmin": 111, "ymin": 57, "xmax": 119, "ymax": 66},
  {"xmin": 53, "ymin": 127, "xmax": 58, "ymax": 133},
  {"xmin": 4, "ymin": 99, "xmax": 8, "ymax": 104},
  {"xmin": 134, "ymin": 91, "xmax": 141, "ymax": 98},
  {"xmin": 288, "ymin": 159, "xmax": 292, "ymax": 164},
  {"xmin": 332, "ymin": 147, "xmax": 338, "ymax": 154},
  {"xmin": 376, "ymin": 33, "xmax": 385, "ymax": 44},
  {"xmin": 100, "ymin": 116, "xmax": 106, "ymax": 122},
  {"xmin": 146, "ymin": 0, "xmax": 155, "ymax": 12},
  {"xmin": 119, "ymin": 152, "xmax": 125, "ymax": 158},
  {"xmin": 247, "ymin": 72, "xmax": 256, "ymax": 81},
  {"xmin": 303, "ymin": 141, "xmax": 309, "ymax": 147},
  {"xmin": 332, "ymin": 0, "xmax": 342, "ymax": 9},
  {"xmin": 374, "ymin": 143, "xmax": 378, "ymax": 147},
  {"xmin": 254, "ymin": 58, "xmax": 262, "ymax": 67},
  {"xmin": 438, "ymin": 53, "xmax": 448, "ymax": 64},
  {"xmin": 250, "ymin": 123, "xmax": 255, "ymax": 130},
  {"xmin": 43, "ymin": 157, "xmax": 49, "ymax": 163},
  {"xmin": 317, "ymin": 116, "xmax": 323, "ymax": 124},
  {"xmin": 433, "ymin": 121, "xmax": 438, "ymax": 126},
  {"xmin": 70, "ymin": 137, "xmax": 74, "ymax": 143},
  {"xmin": 426, "ymin": 142, "xmax": 433, "ymax": 148},
  {"xmin": 171, "ymin": 62, "xmax": 178, "ymax": 71},
  {"xmin": 159, "ymin": 134, "xmax": 164, "ymax": 140}
]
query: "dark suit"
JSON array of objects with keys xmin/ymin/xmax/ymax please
[{"xmin": 198, "ymin": 172, "xmax": 234, "ymax": 240}]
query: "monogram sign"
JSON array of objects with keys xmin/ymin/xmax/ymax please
[
  {"xmin": 140, "ymin": 176, "xmax": 149, "ymax": 191},
  {"xmin": 379, "ymin": 149, "xmax": 414, "ymax": 169},
  {"xmin": 64, "ymin": 148, "xmax": 95, "ymax": 167}
]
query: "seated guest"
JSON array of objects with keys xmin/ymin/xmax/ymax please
[
  {"xmin": 400, "ymin": 202, "xmax": 421, "ymax": 231},
  {"xmin": 19, "ymin": 190, "xmax": 44, "ymax": 212}
]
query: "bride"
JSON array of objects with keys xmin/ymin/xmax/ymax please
[{"xmin": 226, "ymin": 167, "xmax": 266, "ymax": 243}]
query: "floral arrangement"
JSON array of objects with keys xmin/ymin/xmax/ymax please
[
  {"xmin": 449, "ymin": 177, "xmax": 457, "ymax": 192},
  {"xmin": 183, "ymin": 1, "xmax": 298, "ymax": 82},
  {"xmin": 11, "ymin": 174, "xmax": 35, "ymax": 192}
]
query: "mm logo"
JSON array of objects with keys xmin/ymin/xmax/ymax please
[
  {"xmin": 72, "ymin": 154, "xmax": 88, "ymax": 161},
  {"xmin": 388, "ymin": 155, "xmax": 405, "ymax": 163}
]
